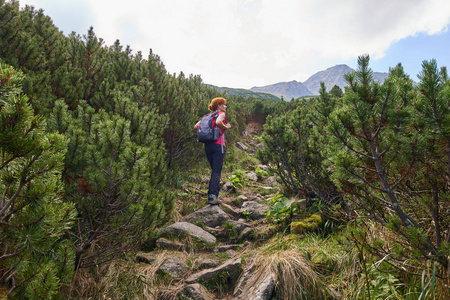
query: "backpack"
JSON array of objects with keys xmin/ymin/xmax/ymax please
[{"xmin": 197, "ymin": 111, "xmax": 222, "ymax": 143}]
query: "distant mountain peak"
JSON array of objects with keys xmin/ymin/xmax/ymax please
[
  {"xmin": 250, "ymin": 80, "xmax": 313, "ymax": 100},
  {"xmin": 248, "ymin": 64, "xmax": 389, "ymax": 100}
]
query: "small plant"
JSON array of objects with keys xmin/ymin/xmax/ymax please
[
  {"xmin": 223, "ymin": 221, "xmax": 238, "ymax": 240},
  {"xmin": 201, "ymin": 271, "xmax": 232, "ymax": 296},
  {"xmin": 255, "ymin": 166, "xmax": 269, "ymax": 180},
  {"xmin": 266, "ymin": 194, "xmax": 301, "ymax": 228},
  {"xmin": 229, "ymin": 169, "xmax": 246, "ymax": 188},
  {"xmin": 242, "ymin": 211, "xmax": 253, "ymax": 221}
]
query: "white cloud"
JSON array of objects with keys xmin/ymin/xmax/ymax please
[{"xmin": 18, "ymin": 0, "xmax": 450, "ymax": 88}]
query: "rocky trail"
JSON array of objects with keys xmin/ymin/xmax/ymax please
[{"xmin": 134, "ymin": 127, "xmax": 283, "ymax": 300}]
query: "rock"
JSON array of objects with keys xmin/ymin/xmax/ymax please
[
  {"xmin": 245, "ymin": 171, "xmax": 258, "ymax": 181},
  {"xmin": 234, "ymin": 259, "xmax": 276, "ymax": 300},
  {"xmin": 256, "ymin": 164, "xmax": 268, "ymax": 171},
  {"xmin": 226, "ymin": 249, "xmax": 238, "ymax": 257},
  {"xmin": 135, "ymin": 252, "xmax": 157, "ymax": 264},
  {"xmin": 229, "ymin": 219, "xmax": 249, "ymax": 234},
  {"xmin": 248, "ymin": 194, "xmax": 263, "ymax": 202},
  {"xmin": 236, "ymin": 141, "xmax": 249, "ymax": 151},
  {"xmin": 222, "ymin": 180, "xmax": 235, "ymax": 192},
  {"xmin": 159, "ymin": 222, "xmax": 216, "ymax": 246},
  {"xmin": 239, "ymin": 227, "xmax": 256, "ymax": 241},
  {"xmin": 220, "ymin": 203, "xmax": 240, "ymax": 219},
  {"xmin": 185, "ymin": 257, "xmax": 242, "ymax": 285},
  {"xmin": 156, "ymin": 237, "xmax": 184, "ymax": 251},
  {"xmin": 184, "ymin": 205, "xmax": 229, "ymax": 228},
  {"xmin": 214, "ymin": 244, "xmax": 241, "ymax": 253},
  {"xmin": 196, "ymin": 259, "xmax": 220, "ymax": 270},
  {"xmin": 237, "ymin": 195, "xmax": 248, "ymax": 203},
  {"xmin": 234, "ymin": 270, "xmax": 276, "ymax": 300},
  {"xmin": 263, "ymin": 176, "xmax": 278, "ymax": 186},
  {"xmin": 179, "ymin": 283, "xmax": 216, "ymax": 300},
  {"xmin": 240, "ymin": 201, "xmax": 269, "ymax": 220},
  {"xmin": 157, "ymin": 257, "xmax": 188, "ymax": 278}
]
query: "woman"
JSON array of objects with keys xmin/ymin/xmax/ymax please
[{"xmin": 194, "ymin": 97, "xmax": 231, "ymax": 205}]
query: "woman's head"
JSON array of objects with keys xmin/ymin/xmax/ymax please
[{"xmin": 208, "ymin": 97, "xmax": 227, "ymax": 111}]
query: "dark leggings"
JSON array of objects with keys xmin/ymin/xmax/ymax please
[{"xmin": 205, "ymin": 143, "xmax": 226, "ymax": 197}]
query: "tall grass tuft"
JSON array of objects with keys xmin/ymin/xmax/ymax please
[{"xmin": 246, "ymin": 235, "xmax": 334, "ymax": 299}]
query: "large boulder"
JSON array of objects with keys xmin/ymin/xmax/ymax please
[
  {"xmin": 158, "ymin": 222, "xmax": 216, "ymax": 246},
  {"xmin": 184, "ymin": 205, "xmax": 229, "ymax": 228}
]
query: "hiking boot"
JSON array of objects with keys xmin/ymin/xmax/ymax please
[{"xmin": 208, "ymin": 194, "xmax": 221, "ymax": 205}]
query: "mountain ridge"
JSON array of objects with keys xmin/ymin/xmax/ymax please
[{"xmin": 209, "ymin": 64, "xmax": 390, "ymax": 101}]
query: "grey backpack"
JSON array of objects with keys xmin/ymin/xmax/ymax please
[{"xmin": 197, "ymin": 111, "xmax": 221, "ymax": 143}]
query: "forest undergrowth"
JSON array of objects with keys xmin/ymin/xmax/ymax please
[{"xmin": 65, "ymin": 131, "xmax": 449, "ymax": 300}]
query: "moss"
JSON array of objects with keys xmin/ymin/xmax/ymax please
[{"xmin": 290, "ymin": 214, "xmax": 322, "ymax": 234}]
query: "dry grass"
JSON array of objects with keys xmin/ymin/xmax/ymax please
[
  {"xmin": 65, "ymin": 251, "xmax": 191, "ymax": 300},
  {"xmin": 241, "ymin": 235, "xmax": 333, "ymax": 300}
]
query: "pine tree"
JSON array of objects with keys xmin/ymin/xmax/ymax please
[
  {"xmin": 326, "ymin": 55, "xmax": 448, "ymax": 270},
  {"xmin": 0, "ymin": 62, "xmax": 76, "ymax": 298},
  {"xmin": 412, "ymin": 59, "xmax": 450, "ymax": 262},
  {"xmin": 47, "ymin": 98, "xmax": 173, "ymax": 269}
]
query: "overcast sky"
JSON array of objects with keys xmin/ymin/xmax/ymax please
[{"xmin": 18, "ymin": 0, "xmax": 450, "ymax": 89}]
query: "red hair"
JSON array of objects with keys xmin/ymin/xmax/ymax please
[{"xmin": 208, "ymin": 97, "xmax": 226, "ymax": 111}]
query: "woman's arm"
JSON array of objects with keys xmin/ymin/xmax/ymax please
[
  {"xmin": 194, "ymin": 121, "xmax": 200, "ymax": 130},
  {"xmin": 216, "ymin": 113, "xmax": 231, "ymax": 130}
]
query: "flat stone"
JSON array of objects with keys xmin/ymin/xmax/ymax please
[{"xmin": 159, "ymin": 222, "xmax": 216, "ymax": 245}]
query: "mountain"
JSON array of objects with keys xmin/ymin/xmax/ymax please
[
  {"xmin": 303, "ymin": 64, "xmax": 353, "ymax": 95},
  {"xmin": 249, "ymin": 64, "xmax": 390, "ymax": 99},
  {"xmin": 207, "ymin": 85, "xmax": 280, "ymax": 101},
  {"xmin": 250, "ymin": 80, "xmax": 313, "ymax": 100}
]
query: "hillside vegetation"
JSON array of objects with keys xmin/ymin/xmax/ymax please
[{"xmin": 0, "ymin": 1, "xmax": 449, "ymax": 299}]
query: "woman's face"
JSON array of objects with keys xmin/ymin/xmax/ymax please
[{"xmin": 218, "ymin": 103, "xmax": 227, "ymax": 112}]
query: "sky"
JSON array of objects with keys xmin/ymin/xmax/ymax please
[{"xmin": 18, "ymin": 0, "xmax": 450, "ymax": 89}]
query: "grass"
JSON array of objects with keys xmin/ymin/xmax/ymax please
[
  {"xmin": 240, "ymin": 234, "xmax": 336, "ymax": 299},
  {"xmin": 66, "ymin": 251, "xmax": 190, "ymax": 300}
]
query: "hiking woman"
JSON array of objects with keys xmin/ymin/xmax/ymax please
[{"xmin": 194, "ymin": 97, "xmax": 231, "ymax": 205}]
